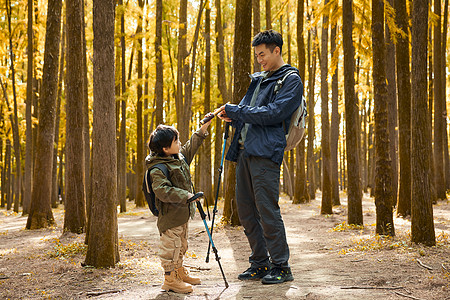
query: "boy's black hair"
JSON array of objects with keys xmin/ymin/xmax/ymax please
[
  {"xmin": 252, "ymin": 29, "xmax": 283, "ymax": 54},
  {"xmin": 148, "ymin": 124, "xmax": 179, "ymax": 156}
]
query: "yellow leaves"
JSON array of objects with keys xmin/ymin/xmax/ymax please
[
  {"xmin": 47, "ymin": 239, "xmax": 87, "ymax": 259},
  {"xmin": 330, "ymin": 221, "xmax": 364, "ymax": 232}
]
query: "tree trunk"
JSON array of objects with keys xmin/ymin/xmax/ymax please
[
  {"xmin": 307, "ymin": 26, "xmax": 317, "ymax": 200},
  {"xmin": 155, "ymin": 0, "xmax": 164, "ymax": 125},
  {"xmin": 200, "ymin": 5, "xmax": 213, "ymax": 204},
  {"xmin": 5, "ymin": 140, "xmax": 12, "ymax": 210},
  {"xmin": 385, "ymin": 0, "xmax": 398, "ymax": 207},
  {"xmin": 410, "ymin": 0, "xmax": 435, "ymax": 246},
  {"xmin": 372, "ymin": 0, "xmax": 395, "ymax": 236},
  {"xmin": 320, "ymin": 0, "xmax": 332, "ymax": 214},
  {"xmin": 433, "ymin": 0, "xmax": 447, "ymax": 200},
  {"xmin": 294, "ymin": 0, "xmax": 308, "ymax": 204},
  {"xmin": 65, "ymin": 0, "xmax": 86, "ymax": 233},
  {"xmin": 223, "ymin": 0, "xmax": 251, "ymax": 226},
  {"xmin": 85, "ymin": 0, "xmax": 119, "ymax": 267},
  {"xmin": 330, "ymin": 1, "xmax": 340, "ymax": 206},
  {"xmin": 343, "ymin": 0, "xmax": 362, "ymax": 225},
  {"xmin": 52, "ymin": 21, "xmax": 65, "ymax": 209},
  {"xmin": 252, "ymin": 0, "xmax": 261, "ymax": 72},
  {"xmin": 24, "ymin": 0, "xmax": 34, "ymax": 215},
  {"xmin": 135, "ymin": 0, "xmax": 145, "ymax": 208},
  {"xmin": 26, "ymin": 0, "xmax": 62, "ymax": 229},
  {"xmin": 6, "ymin": 0, "xmax": 22, "ymax": 213},
  {"xmin": 265, "ymin": 0, "xmax": 271, "ymax": 29},
  {"xmin": 395, "ymin": 0, "xmax": 412, "ymax": 216},
  {"xmin": 442, "ymin": 0, "xmax": 450, "ymax": 191}
]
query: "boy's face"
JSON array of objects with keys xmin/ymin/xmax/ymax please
[
  {"xmin": 163, "ymin": 138, "xmax": 181, "ymax": 156},
  {"xmin": 254, "ymin": 44, "xmax": 281, "ymax": 72}
]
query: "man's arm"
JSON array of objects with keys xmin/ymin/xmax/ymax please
[{"xmin": 223, "ymin": 75, "xmax": 303, "ymax": 126}]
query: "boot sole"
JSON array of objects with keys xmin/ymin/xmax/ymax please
[{"xmin": 161, "ymin": 285, "xmax": 193, "ymax": 294}]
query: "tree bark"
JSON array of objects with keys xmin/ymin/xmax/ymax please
[
  {"xmin": 307, "ymin": 26, "xmax": 317, "ymax": 200},
  {"xmin": 24, "ymin": 0, "xmax": 34, "ymax": 215},
  {"xmin": 343, "ymin": 0, "xmax": 362, "ymax": 225},
  {"xmin": 320, "ymin": 0, "xmax": 332, "ymax": 214},
  {"xmin": 65, "ymin": 0, "xmax": 86, "ymax": 233},
  {"xmin": 85, "ymin": 0, "xmax": 119, "ymax": 267},
  {"xmin": 265, "ymin": 0, "xmax": 271, "ymax": 29},
  {"xmin": 223, "ymin": 0, "xmax": 251, "ymax": 226},
  {"xmin": 410, "ymin": 0, "xmax": 436, "ymax": 246},
  {"xmin": 155, "ymin": 0, "xmax": 164, "ymax": 125},
  {"xmin": 252, "ymin": 0, "xmax": 261, "ymax": 72},
  {"xmin": 6, "ymin": 0, "xmax": 22, "ymax": 213},
  {"xmin": 330, "ymin": 1, "xmax": 340, "ymax": 206},
  {"xmin": 433, "ymin": 0, "xmax": 447, "ymax": 200},
  {"xmin": 385, "ymin": 0, "xmax": 398, "ymax": 206},
  {"xmin": 26, "ymin": 0, "xmax": 62, "ymax": 229},
  {"xmin": 372, "ymin": 0, "xmax": 395, "ymax": 236},
  {"xmin": 395, "ymin": 0, "xmax": 412, "ymax": 216},
  {"xmin": 135, "ymin": 0, "xmax": 145, "ymax": 208}
]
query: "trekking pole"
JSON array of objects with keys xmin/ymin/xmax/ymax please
[
  {"xmin": 206, "ymin": 122, "xmax": 230, "ymax": 263},
  {"xmin": 188, "ymin": 192, "xmax": 229, "ymax": 288}
]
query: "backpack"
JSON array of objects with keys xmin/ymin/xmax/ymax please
[
  {"xmin": 142, "ymin": 163, "xmax": 170, "ymax": 216},
  {"xmin": 274, "ymin": 70, "xmax": 307, "ymax": 152}
]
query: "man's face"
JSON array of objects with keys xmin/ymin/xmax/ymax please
[{"xmin": 254, "ymin": 44, "xmax": 280, "ymax": 72}]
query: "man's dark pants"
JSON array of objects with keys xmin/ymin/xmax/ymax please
[{"xmin": 235, "ymin": 150, "xmax": 290, "ymax": 269}]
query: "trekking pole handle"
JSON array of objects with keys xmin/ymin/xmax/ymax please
[
  {"xmin": 200, "ymin": 103, "xmax": 229, "ymax": 125},
  {"xmin": 187, "ymin": 192, "xmax": 204, "ymax": 203}
]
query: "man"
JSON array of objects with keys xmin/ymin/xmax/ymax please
[{"xmin": 218, "ymin": 30, "xmax": 303, "ymax": 284}]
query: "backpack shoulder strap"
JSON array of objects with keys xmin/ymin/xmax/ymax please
[
  {"xmin": 274, "ymin": 70, "xmax": 299, "ymax": 94},
  {"xmin": 144, "ymin": 163, "xmax": 170, "ymax": 193}
]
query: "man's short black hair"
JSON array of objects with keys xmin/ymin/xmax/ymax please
[
  {"xmin": 252, "ymin": 29, "xmax": 283, "ymax": 54},
  {"xmin": 148, "ymin": 124, "xmax": 179, "ymax": 156}
]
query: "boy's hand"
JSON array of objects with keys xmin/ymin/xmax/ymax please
[
  {"xmin": 187, "ymin": 192, "xmax": 203, "ymax": 203},
  {"xmin": 199, "ymin": 113, "xmax": 214, "ymax": 134}
]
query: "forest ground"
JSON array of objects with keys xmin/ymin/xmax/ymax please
[{"xmin": 0, "ymin": 191, "xmax": 449, "ymax": 300}]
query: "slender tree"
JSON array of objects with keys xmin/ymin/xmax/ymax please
[
  {"xmin": 307, "ymin": 25, "xmax": 317, "ymax": 200},
  {"xmin": 223, "ymin": 0, "xmax": 251, "ymax": 225},
  {"xmin": 343, "ymin": 0, "xmax": 362, "ymax": 225},
  {"xmin": 385, "ymin": 0, "xmax": 398, "ymax": 205},
  {"xmin": 265, "ymin": 0, "xmax": 271, "ymax": 29},
  {"xmin": 155, "ymin": 0, "xmax": 164, "ymax": 125},
  {"xmin": 85, "ymin": 0, "xmax": 119, "ymax": 267},
  {"xmin": 24, "ymin": 0, "xmax": 34, "ymax": 215},
  {"xmin": 395, "ymin": 0, "xmax": 412, "ymax": 216},
  {"xmin": 372, "ymin": 0, "xmax": 395, "ymax": 236},
  {"xmin": 6, "ymin": 0, "xmax": 22, "ymax": 213},
  {"xmin": 330, "ymin": 0, "xmax": 340, "ymax": 206},
  {"xmin": 65, "ymin": 0, "xmax": 86, "ymax": 233},
  {"xmin": 433, "ymin": 0, "xmax": 447, "ymax": 200},
  {"xmin": 410, "ymin": 0, "xmax": 435, "ymax": 246},
  {"xmin": 26, "ymin": 0, "xmax": 62, "ymax": 229},
  {"xmin": 320, "ymin": 0, "xmax": 332, "ymax": 214},
  {"xmin": 253, "ymin": 0, "xmax": 261, "ymax": 72}
]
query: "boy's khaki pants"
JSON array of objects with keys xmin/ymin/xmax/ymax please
[{"xmin": 159, "ymin": 223, "xmax": 188, "ymax": 272}]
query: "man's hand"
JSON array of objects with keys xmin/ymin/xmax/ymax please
[{"xmin": 217, "ymin": 105, "xmax": 232, "ymax": 123}]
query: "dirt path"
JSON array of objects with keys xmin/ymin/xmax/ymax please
[{"xmin": 0, "ymin": 193, "xmax": 449, "ymax": 299}]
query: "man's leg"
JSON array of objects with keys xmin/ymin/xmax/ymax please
[
  {"xmin": 249, "ymin": 156, "xmax": 290, "ymax": 268},
  {"xmin": 236, "ymin": 150, "xmax": 270, "ymax": 269}
]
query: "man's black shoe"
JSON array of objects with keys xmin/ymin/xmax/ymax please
[
  {"xmin": 261, "ymin": 267, "xmax": 294, "ymax": 284},
  {"xmin": 237, "ymin": 266, "xmax": 270, "ymax": 281}
]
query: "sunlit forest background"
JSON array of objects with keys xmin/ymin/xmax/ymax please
[{"xmin": 0, "ymin": 0, "xmax": 449, "ymax": 266}]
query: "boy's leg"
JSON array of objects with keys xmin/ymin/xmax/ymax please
[
  {"xmin": 159, "ymin": 225, "xmax": 193, "ymax": 293},
  {"xmin": 175, "ymin": 222, "xmax": 201, "ymax": 285}
]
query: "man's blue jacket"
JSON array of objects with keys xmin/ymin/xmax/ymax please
[{"xmin": 224, "ymin": 64, "xmax": 304, "ymax": 166}]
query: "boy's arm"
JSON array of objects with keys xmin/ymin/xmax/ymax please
[
  {"xmin": 180, "ymin": 114, "xmax": 213, "ymax": 164},
  {"xmin": 151, "ymin": 168, "xmax": 190, "ymax": 203}
]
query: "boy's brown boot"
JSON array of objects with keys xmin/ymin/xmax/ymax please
[
  {"xmin": 161, "ymin": 271, "xmax": 193, "ymax": 294},
  {"xmin": 176, "ymin": 266, "xmax": 201, "ymax": 285}
]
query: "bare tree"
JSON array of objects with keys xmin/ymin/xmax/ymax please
[
  {"xmin": 343, "ymin": 0, "xmax": 362, "ymax": 225},
  {"xmin": 85, "ymin": 0, "xmax": 119, "ymax": 267},
  {"xmin": 372, "ymin": 0, "xmax": 394, "ymax": 236},
  {"xmin": 65, "ymin": 0, "xmax": 86, "ymax": 233},
  {"xmin": 26, "ymin": 0, "xmax": 62, "ymax": 229},
  {"xmin": 410, "ymin": 0, "xmax": 435, "ymax": 246}
]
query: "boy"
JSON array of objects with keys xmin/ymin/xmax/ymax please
[{"xmin": 146, "ymin": 115, "xmax": 212, "ymax": 294}]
